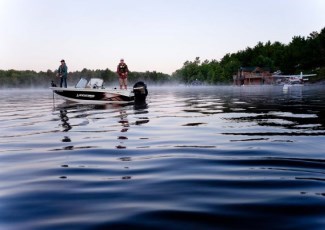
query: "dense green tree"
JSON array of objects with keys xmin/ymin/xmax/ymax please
[
  {"xmin": 172, "ymin": 27, "xmax": 325, "ymax": 83},
  {"xmin": 0, "ymin": 68, "xmax": 171, "ymax": 88},
  {"xmin": 1, "ymin": 27, "xmax": 324, "ymax": 87}
]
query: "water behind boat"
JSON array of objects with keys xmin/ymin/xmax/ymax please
[{"xmin": 1, "ymin": 85, "xmax": 325, "ymax": 230}]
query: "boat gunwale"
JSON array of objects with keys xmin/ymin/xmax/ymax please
[{"xmin": 49, "ymin": 87, "xmax": 134, "ymax": 96}]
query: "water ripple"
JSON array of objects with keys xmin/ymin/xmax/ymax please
[{"xmin": 1, "ymin": 87, "xmax": 325, "ymax": 230}]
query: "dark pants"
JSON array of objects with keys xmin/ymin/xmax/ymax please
[{"xmin": 60, "ymin": 76, "xmax": 67, "ymax": 88}]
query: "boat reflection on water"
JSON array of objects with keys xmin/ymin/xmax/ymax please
[
  {"xmin": 53, "ymin": 100, "xmax": 149, "ymax": 150},
  {"xmin": 116, "ymin": 108, "xmax": 129, "ymax": 149},
  {"xmin": 54, "ymin": 100, "xmax": 148, "ymax": 111},
  {"xmin": 59, "ymin": 109, "xmax": 72, "ymax": 132}
]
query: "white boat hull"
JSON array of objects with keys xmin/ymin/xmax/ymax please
[{"xmin": 50, "ymin": 80, "xmax": 148, "ymax": 104}]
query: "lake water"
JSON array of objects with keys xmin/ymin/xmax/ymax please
[{"xmin": 0, "ymin": 85, "xmax": 325, "ymax": 230}]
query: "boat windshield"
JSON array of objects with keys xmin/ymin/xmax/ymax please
[
  {"xmin": 75, "ymin": 78, "xmax": 88, "ymax": 88},
  {"xmin": 75, "ymin": 78, "xmax": 104, "ymax": 89},
  {"xmin": 87, "ymin": 78, "xmax": 103, "ymax": 88}
]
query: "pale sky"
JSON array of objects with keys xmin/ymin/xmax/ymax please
[{"xmin": 0, "ymin": 0, "xmax": 324, "ymax": 74}]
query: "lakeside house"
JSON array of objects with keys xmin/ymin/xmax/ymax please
[{"xmin": 233, "ymin": 67, "xmax": 273, "ymax": 85}]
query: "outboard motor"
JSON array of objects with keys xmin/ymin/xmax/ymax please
[{"xmin": 133, "ymin": 81, "xmax": 148, "ymax": 103}]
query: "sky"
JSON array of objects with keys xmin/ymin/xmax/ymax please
[{"xmin": 0, "ymin": 0, "xmax": 324, "ymax": 75}]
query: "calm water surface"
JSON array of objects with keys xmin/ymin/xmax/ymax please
[{"xmin": 0, "ymin": 85, "xmax": 325, "ymax": 230}]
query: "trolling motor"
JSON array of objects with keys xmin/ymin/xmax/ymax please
[
  {"xmin": 133, "ymin": 81, "xmax": 148, "ymax": 103},
  {"xmin": 51, "ymin": 80, "xmax": 57, "ymax": 87}
]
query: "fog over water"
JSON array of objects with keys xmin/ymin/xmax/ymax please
[{"xmin": 0, "ymin": 85, "xmax": 325, "ymax": 230}]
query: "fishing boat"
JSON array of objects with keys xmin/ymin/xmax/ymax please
[{"xmin": 50, "ymin": 78, "xmax": 148, "ymax": 104}]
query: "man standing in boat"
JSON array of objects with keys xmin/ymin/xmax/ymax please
[
  {"xmin": 57, "ymin": 59, "xmax": 68, "ymax": 88},
  {"xmin": 116, "ymin": 58, "xmax": 129, "ymax": 90}
]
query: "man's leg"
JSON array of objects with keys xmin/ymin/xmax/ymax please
[
  {"xmin": 123, "ymin": 78, "xmax": 128, "ymax": 90},
  {"xmin": 119, "ymin": 78, "xmax": 123, "ymax": 89}
]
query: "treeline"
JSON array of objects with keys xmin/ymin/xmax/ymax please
[
  {"xmin": 1, "ymin": 27, "xmax": 324, "ymax": 87},
  {"xmin": 172, "ymin": 27, "xmax": 325, "ymax": 84},
  {"xmin": 0, "ymin": 68, "xmax": 171, "ymax": 88}
]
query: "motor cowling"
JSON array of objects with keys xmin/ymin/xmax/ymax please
[{"xmin": 133, "ymin": 81, "xmax": 148, "ymax": 102}]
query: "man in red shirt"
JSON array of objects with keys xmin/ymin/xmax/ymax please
[{"xmin": 116, "ymin": 58, "xmax": 129, "ymax": 90}]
